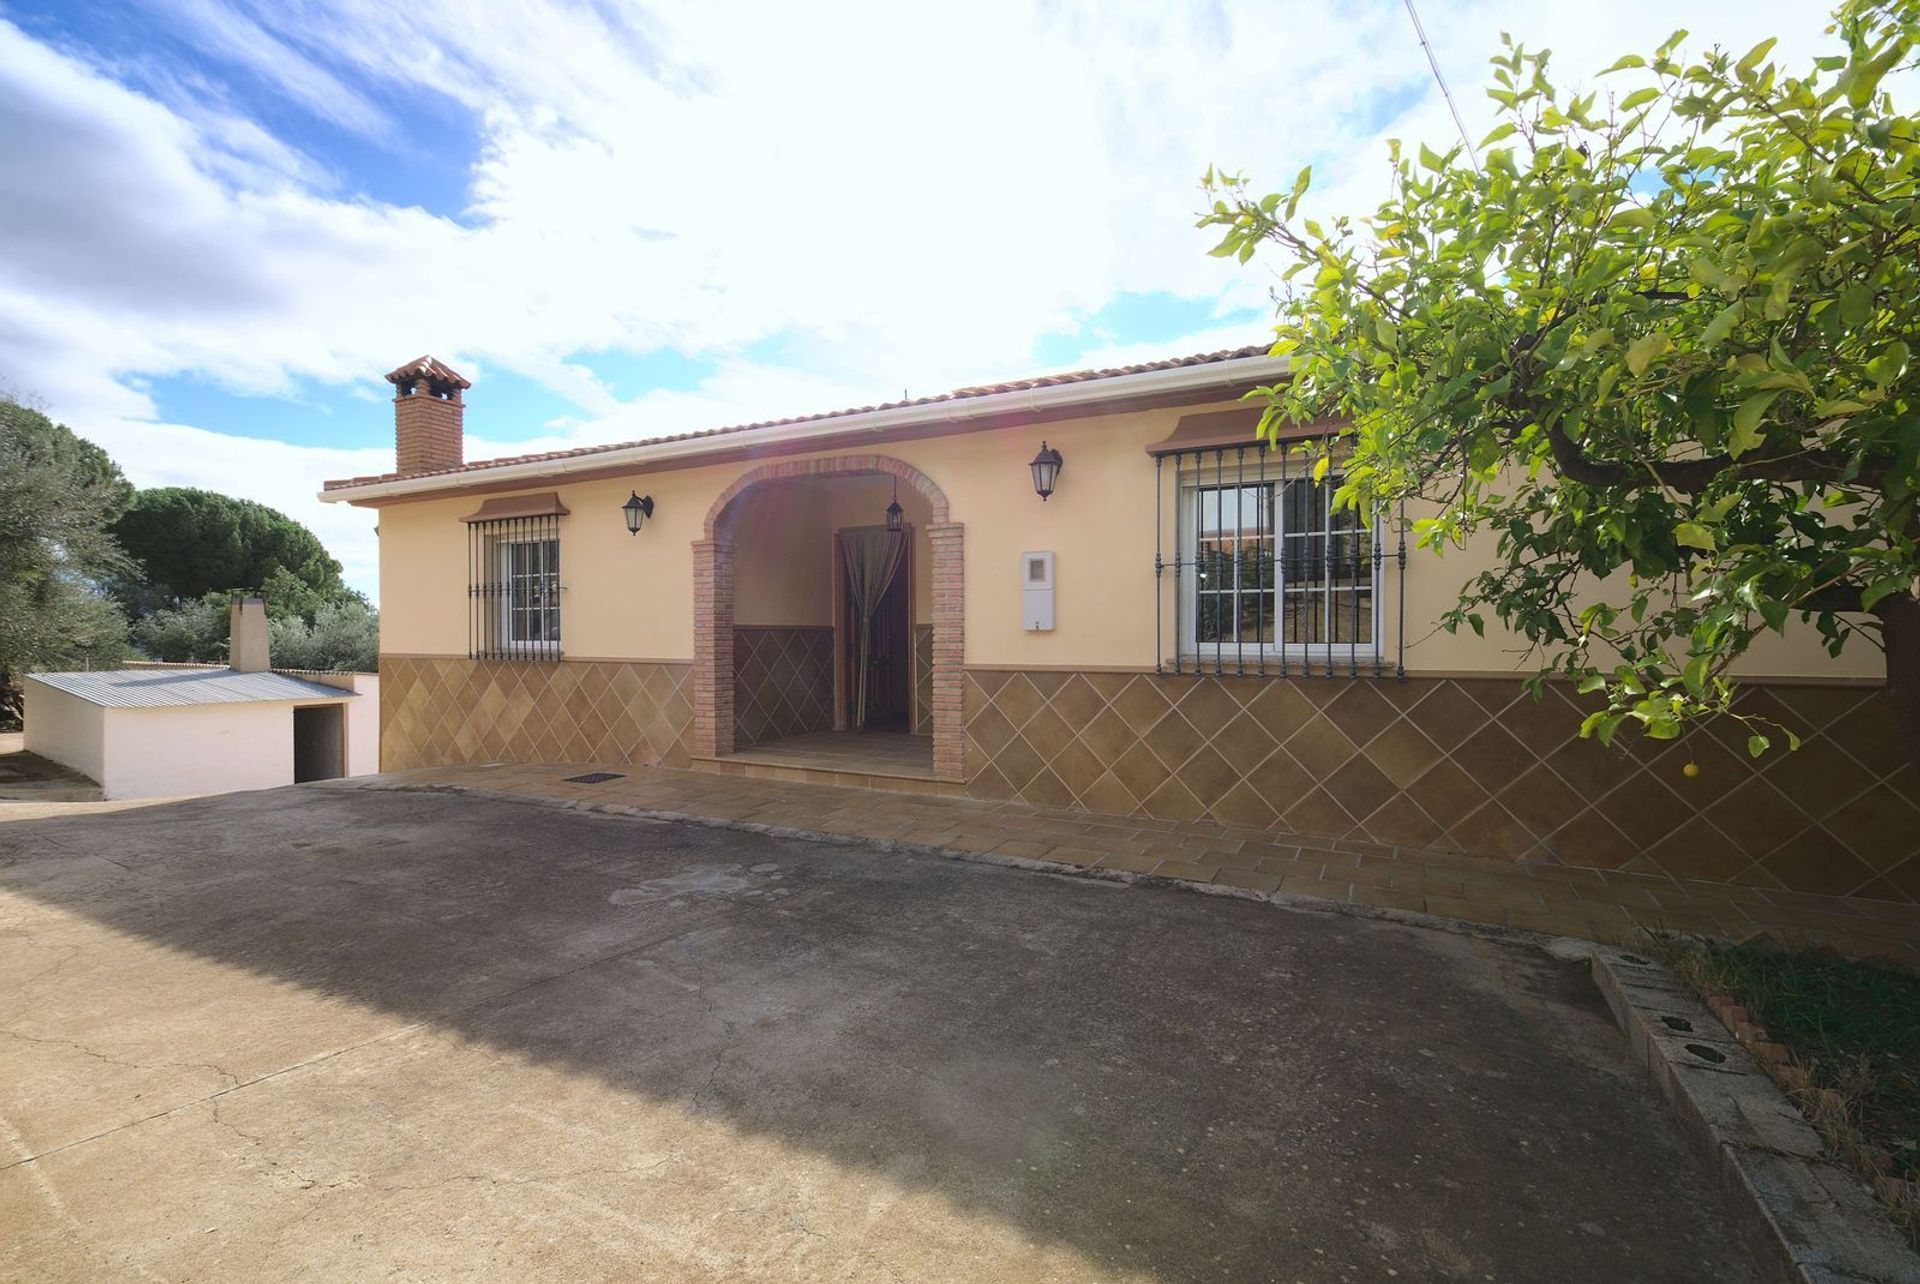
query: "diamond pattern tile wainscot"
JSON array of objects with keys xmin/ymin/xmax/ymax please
[
  {"xmin": 381, "ymin": 656, "xmax": 693, "ymax": 771},
  {"xmin": 733, "ymin": 627, "xmax": 834, "ymax": 747},
  {"xmin": 959, "ymin": 670, "xmax": 1912, "ymax": 903}
]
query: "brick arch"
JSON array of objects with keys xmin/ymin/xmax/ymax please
[
  {"xmin": 692, "ymin": 454, "xmax": 964, "ymax": 780},
  {"xmin": 702, "ymin": 453, "xmax": 950, "ymax": 538}
]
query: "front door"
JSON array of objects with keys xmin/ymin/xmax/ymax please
[
  {"xmin": 862, "ymin": 563, "xmax": 911, "ymax": 730},
  {"xmin": 839, "ymin": 527, "xmax": 912, "ymax": 731}
]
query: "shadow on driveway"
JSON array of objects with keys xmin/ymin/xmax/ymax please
[{"xmin": 0, "ymin": 785, "xmax": 1757, "ymax": 1281}]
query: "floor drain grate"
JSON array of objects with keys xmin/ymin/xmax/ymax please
[{"xmin": 562, "ymin": 771, "xmax": 626, "ymax": 784}]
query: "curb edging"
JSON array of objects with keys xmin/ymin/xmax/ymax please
[{"xmin": 1588, "ymin": 948, "xmax": 1919, "ymax": 1284}]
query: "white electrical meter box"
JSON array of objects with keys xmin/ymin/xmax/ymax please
[{"xmin": 1021, "ymin": 551, "xmax": 1055, "ymax": 631}]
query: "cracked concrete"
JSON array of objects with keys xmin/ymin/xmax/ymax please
[{"xmin": 0, "ymin": 786, "xmax": 1762, "ymax": 1281}]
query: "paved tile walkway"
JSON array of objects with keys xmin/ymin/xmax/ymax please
[
  {"xmin": 367, "ymin": 762, "xmax": 1920, "ymax": 966},
  {"xmin": 722, "ymin": 730, "xmax": 936, "ymax": 777}
]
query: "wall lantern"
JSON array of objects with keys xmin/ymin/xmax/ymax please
[
  {"xmin": 622, "ymin": 490, "xmax": 655, "ymax": 535},
  {"xmin": 884, "ymin": 477, "xmax": 904, "ymax": 533},
  {"xmin": 1029, "ymin": 441, "xmax": 1064, "ymax": 501}
]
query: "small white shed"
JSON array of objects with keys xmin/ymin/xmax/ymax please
[{"xmin": 23, "ymin": 667, "xmax": 378, "ymax": 800}]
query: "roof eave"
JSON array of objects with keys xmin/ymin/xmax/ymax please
[{"xmin": 319, "ymin": 352, "xmax": 1291, "ymax": 505}]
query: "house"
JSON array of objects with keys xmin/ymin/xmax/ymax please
[
  {"xmin": 319, "ymin": 353, "xmax": 1909, "ymax": 904},
  {"xmin": 23, "ymin": 599, "xmax": 378, "ymax": 799}
]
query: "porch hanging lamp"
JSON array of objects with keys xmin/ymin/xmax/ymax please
[
  {"xmin": 622, "ymin": 490, "xmax": 654, "ymax": 535},
  {"xmin": 1029, "ymin": 441, "xmax": 1063, "ymax": 501},
  {"xmin": 884, "ymin": 477, "xmax": 904, "ymax": 533}
]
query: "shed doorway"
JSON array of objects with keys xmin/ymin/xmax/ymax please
[{"xmin": 293, "ymin": 704, "xmax": 346, "ymax": 783}]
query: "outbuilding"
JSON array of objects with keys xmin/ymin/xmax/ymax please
[{"xmin": 23, "ymin": 600, "xmax": 377, "ymax": 800}]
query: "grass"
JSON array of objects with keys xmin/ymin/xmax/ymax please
[{"xmin": 1654, "ymin": 935, "xmax": 1920, "ymax": 1247}]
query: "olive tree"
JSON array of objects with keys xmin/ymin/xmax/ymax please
[{"xmin": 1201, "ymin": 0, "xmax": 1920, "ymax": 767}]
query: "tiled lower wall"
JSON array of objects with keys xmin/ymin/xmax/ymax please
[
  {"xmin": 913, "ymin": 624, "xmax": 934, "ymax": 735},
  {"xmin": 380, "ymin": 656, "xmax": 693, "ymax": 771},
  {"xmin": 734, "ymin": 627, "xmax": 834, "ymax": 747},
  {"xmin": 963, "ymin": 669, "xmax": 1917, "ymax": 902}
]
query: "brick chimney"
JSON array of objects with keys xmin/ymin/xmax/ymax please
[
  {"xmin": 229, "ymin": 597, "xmax": 270, "ymax": 673},
  {"xmin": 385, "ymin": 355, "xmax": 470, "ymax": 475}
]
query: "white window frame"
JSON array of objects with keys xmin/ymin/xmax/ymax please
[
  {"xmin": 1176, "ymin": 466, "xmax": 1381, "ymax": 663},
  {"xmin": 495, "ymin": 534, "xmax": 561, "ymax": 653}
]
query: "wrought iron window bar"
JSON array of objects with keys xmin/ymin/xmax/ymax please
[
  {"xmin": 1154, "ymin": 441, "xmax": 1407, "ymax": 679},
  {"xmin": 466, "ymin": 513, "xmax": 563, "ymax": 661}
]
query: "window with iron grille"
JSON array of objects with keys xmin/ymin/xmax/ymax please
[
  {"xmin": 1187, "ymin": 473, "xmax": 1375, "ymax": 653},
  {"xmin": 1154, "ymin": 441, "xmax": 1406, "ymax": 678},
  {"xmin": 466, "ymin": 515, "xmax": 562, "ymax": 660}
]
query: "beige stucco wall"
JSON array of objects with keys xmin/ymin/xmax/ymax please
[
  {"xmin": 728, "ymin": 475, "xmax": 934, "ymax": 628},
  {"xmin": 22, "ymin": 680, "xmax": 107, "ymax": 786},
  {"xmin": 371, "ymin": 400, "xmax": 1883, "ymax": 681}
]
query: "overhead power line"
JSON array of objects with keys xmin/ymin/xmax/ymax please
[{"xmin": 1403, "ymin": 0, "xmax": 1481, "ymax": 172}]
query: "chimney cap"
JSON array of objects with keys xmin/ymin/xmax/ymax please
[{"xmin": 384, "ymin": 354, "xmax": 471, "ymax": 391}]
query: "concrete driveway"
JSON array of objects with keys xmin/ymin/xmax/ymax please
[{"xmin": 0, "ymin": 785, "xmax": 1757, "ymax": 1281}]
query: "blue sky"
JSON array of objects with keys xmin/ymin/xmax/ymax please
[{"xmin": 0, "ymin": 0, "xmax": 1832, "ymax": 598}]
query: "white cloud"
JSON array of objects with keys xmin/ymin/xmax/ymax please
[{"xmin": 0, "ymin": 0, "xmax": 1850, "ymax": 600}]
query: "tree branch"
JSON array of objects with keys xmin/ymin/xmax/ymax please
[{"xmin": 1540, "ymin": 415, "xmax": 1876, "ymax": 492}]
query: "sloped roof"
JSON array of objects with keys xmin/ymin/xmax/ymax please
[
  {"xmin": 28, "ymin": 669, "xmax": 355, "ymax": 708},
  {"xmin": 385, "ymin": 354, "xmax": 470, "ymax": 390},
  {"xmin": 325, "ymin": 344, "xmax": 1273, "ymax": 492}
]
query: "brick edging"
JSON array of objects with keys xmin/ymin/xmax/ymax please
[{"xmin": 1588, "ymin": 948, "xmax": 1918, "ymax": 1284}]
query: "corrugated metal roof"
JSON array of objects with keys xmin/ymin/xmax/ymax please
[{"xmin": 26, "ymin": 669, "xmax": 356, "ymax": 709}]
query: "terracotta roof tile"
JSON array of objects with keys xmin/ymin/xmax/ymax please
[
  {"xmin": 325, "ymin": 344, "xmax": 1271, "ymax": 491},
  {"xmin": 384, "ymin": 354, "xmax": 470, "ymax": 390}
]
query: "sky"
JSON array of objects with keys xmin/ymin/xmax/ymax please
[{"xmin": 0, "ymin": 0, "xmax": 1839, "ymax": 601}]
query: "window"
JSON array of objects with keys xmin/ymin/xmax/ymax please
[
  {"xmin": 465, "ymin": 514, "xmax": 562, "ymax": 660},
  {"xmin": 1189, "ymin": 474, "xmax": 1374, "ymax": 655},
  {"xmin": 1151, "ymin": 442, "xmax": 1403, "ymax": 677},
  {"xmin": 500, "ymin": 536, "xmax": 561, "ymax": 648}
]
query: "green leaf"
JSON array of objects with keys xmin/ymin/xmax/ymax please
[
  {"xmin": 1700, "ymin": 301, "xmax": 1743, "ymax": 348},
  {"xmin": 1735, "ymin": 37, "xmax": 1776, "ymax": 76},
  {"xmin": 1729, "ymin": 389, "xmax": 1781, "ymax": 455},
  {"xmin": 1619, "ymin": 87, "xmax": 1660, "ymax": 111},
  {"xmin": 1861, "ymin": 578, "xmax": 1903, "ymax": 611},
  {"xmin": 1865, "ymin": 340, "xmax": 1910, "ymax": 387},
  {"xmin": 1673, "ymin": 522, "xmax": 1715, "ymax": 551},
  {"xmin": 1419, "ymin": 142, "xmax": 1446, "ymax": 172},
  {"xmin": 1594, "ymin": 365, "xmax": 1622, "ymax": 403},
  {"xmin": 1838, "ymin": 284, "xmax": 1874, "ymax": 328},
  {"xmin": 1746, "ymin": 733, "xmax": 1770, "ymax": 759},
  {"xmin": 1607, "ymin": 206, "xmax": 1655, "ymax": 233},
  {"xmin": 1603, "ymin": 53, "xmax": 1647, "ymax": 72},
  {"xmin": 1624, "ymin": 332, "xmax": 1670, "ymax": 375}
]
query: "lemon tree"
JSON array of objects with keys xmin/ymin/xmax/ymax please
[{"xmin": 1203, "ymin": 0, "xmax": 1920, "ymax": 769}]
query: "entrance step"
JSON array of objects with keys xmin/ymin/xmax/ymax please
[{"xmin": 689, "ymin": 753, "xmax": 965, "ymax": 798}]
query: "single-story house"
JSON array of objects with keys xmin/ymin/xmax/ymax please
[
  {"xmin": 318, "ymin": 353, "xmax": 1909, "ymax": 903},
  {"xmin": 24, "ymin": 600, "xmax": 378, "ymax": 799}
]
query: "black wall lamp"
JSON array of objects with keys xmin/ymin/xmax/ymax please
[
  {"xmin": 622, "ymin": 490, "xmax": 655, "ymax": 534},
  {"xmin": 884, "ymin": 476, "xmax": 904, "ymax": 533},
  {"xmin": 1029, "ymin": 442, "xmax": 1063, "ymax": 501}
]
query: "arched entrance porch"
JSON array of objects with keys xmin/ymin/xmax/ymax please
[{"xmin": 693, "ymin": 454, "xmax": 964, "ymax": 781}]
